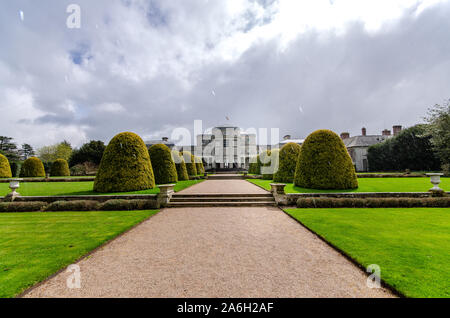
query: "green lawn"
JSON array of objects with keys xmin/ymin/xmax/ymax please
[
  {"xmin": 0, "ymin": 179, "xmax": 203, "ymax": 197},
  {"xmin": 247, "ymin": 177, "xmax": 450, "ymax": 193},
  {"xmin": 0, "ymin": 210, "xmax": 158, "ymax": 298},
  {"xmin": 284, "ymin": 208, "xmax": 450, "ymax": 298}
]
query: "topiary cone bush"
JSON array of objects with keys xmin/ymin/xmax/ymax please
[
  {"xmin": 20, "ymin": 157, "xmax": 46, "ymax": 177},
  {"xmin": 149, "ymin": 144, "xmax": 178, "ymax": 184},
  {"xmin": 50, "ymin": 158, "xmax": 70, "ymax": 177},
  {"xmin": 94, "ymin": 132, "xmax": 155, "ymax": 193},
  {"xmin": 195, "ymin": 156, "xmax": 205, "ymax": 175},
  {"xmin": 172, "ymin": 150, "xmax": 189, "ymax": 181},
  {"xmin": 0, "ymin": 154, "xmax": 12, "ymax": 178},
  {"xmin": 260, "ymin": 149, "xmax": 279, "ymax": 180},
  {"xmin": 273, "ymin": 142, "xmax": 301, "ymax": 183},
  {"xmin": 294, "ymin": 129, "xmax": 358, "ymax": 189},
  {"xmin": 181, "ymin": 151, "xmax": 197, "ymax": 177},
  {"xmin": 248, "ymin": 155, "xmax": 261, "ymax": 174}
]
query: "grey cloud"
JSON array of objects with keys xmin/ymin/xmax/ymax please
[{"xmin": 0, "ymin": 0, "xmax": 449, "ymax": 148}]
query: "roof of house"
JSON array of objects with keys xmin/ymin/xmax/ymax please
[
  {"xmin": 145, "ymin": 139, "xmax": 175, "ymax": 147},
  {"xmin": 343, "ymin": 135, "xmax": 389, "ymax": 148}
]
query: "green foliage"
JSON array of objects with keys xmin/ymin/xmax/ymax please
[
  {"xmin": 368, "ymin": 125, "xmax": 440, "ymax": 171},
  {"xmin": 260, "ymin": 149, "xmax": 279, "ymax": 180},
  {"xmin": 294, "ymin": 130, "xmax": 358, "ymax": 189},
  {"xmin": 195, "ymin": 156, "xmax": 205, "ymax": 175},
  {"xmin": 94, "ymin": 132, "xmax": 155, "ymax": 193},
  {"xmin": 423, "ymin": 100, "xmax": 450, "ymax": 167},
  {"xmin": 69, "ymin": 140, "xmax": 106, "ymax": 167},
  {"xmin": 9, "ymin": 161, "xmax": 21, "ymax": 177},
  {"xmin": 181, "ymin": 151, "xmax": 197, "ymax": 176},
  {"xmin": 20, "ymin": 144, "xmax": 34, "ymax": 160},
  {"xmin": 19, "ymin": 157, "xmax": 46, "ymax": 177},
  {"xmin": 0, "ymin": 136, "xmax": 19, "ymax": 162},
  {"xmin": 50, "ymin": 159, "xmax": 70, "ymax": 177},
  {"xmin": 37, "ymin": 141, "xmax": 72, "ymax": 163},
  {"xmin": 273, "ymin": 143, "xmax": 301, "ymax": 183},
  {"xmin": 248, "ymin": 155, "xmax": 261, "ymax": 174},
  {"xmin": 172, "ymin": 150, "xmax": 189, "ymax": 181},
  {"xmin": 296, "ymin": 197, "xmax": 450, "ymax": 208},
  {"xmin": 0, "ymin": 154, "xmax": 12, "ymax": 178},
  {"xmin": 149, "ymin": 144, "xmax": 178, "ymax": 184}
]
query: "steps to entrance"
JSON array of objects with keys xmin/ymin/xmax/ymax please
[{"xmin": 168, "ymin": 193, "xmax": 275, "ymax": 207}]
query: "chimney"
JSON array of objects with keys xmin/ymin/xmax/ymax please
[
  {"xmin": 340, "ymin": 132, "xmax": 350, "ymax": 140},
  {"xmin": 393, "ymin": 125, "xmax": 402, "ymax": 136},
  {"xmin": 162, "ymin": 137, "xmax": 169, "ymax": 142},
  {"xmin": 382, "ymin": 129, "xmax": 391, "ymax": 136},
  {"xmin": 362, "ymin": 127, "xmax": 367, "ymax": 136},
  {"xmin": 283, "ymin": 135, "xmax": 291, "ymax": 140}
]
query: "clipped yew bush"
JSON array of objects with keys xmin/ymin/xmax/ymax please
[
  {"xmin": 181, "ymin": 151, "xmax": 197, "ymax": 176},
  {"xmin": 20, "ymin": 157, "xmax": 45, "ymax": 177},
  {"xmin": 273, "ymin": 143, "xmax": 301, "ymax": 183},
  {"xmin": 0, "ymin": 154, "xmax": 12, "ymax": 178},
  {"xmin": 260, "ymin": 149, "xmax": 279, "ymax": 180},
  {"xmin": 149, "ymin": 144, "xmax": 178, "ymax": 184},
  {"xmin": 195, "ymin": 156, "xmax": 205, "ymax": 175},
  {"xmin": 94, "ymin": 132, "xmax": 155, "ymax": 193},
  {"xmin": 50, "ymin": 159, "xmax": 70, "ymax": 177},
  {"xmin": 172, "ymin": 150, "xmax": 189, "ymax": 181},
  {"xmin": 248, "ymin": 155, "xmax": 261, "ymax": 174},
  {"xmin": 294, "ymin": 129, "xmax": 358, "ymax": 189}
]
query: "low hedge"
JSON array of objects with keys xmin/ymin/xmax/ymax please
[
  {"xmin": 0, "ymin": 199, "xmax": 158, "ymax": 212},
  {"xmin": 0, "ymin": 201, "xmax": 47, "ymax": 212},
  {"xmin": 296, "ymin": 197, "xmax": 450, "ymax": 208}
]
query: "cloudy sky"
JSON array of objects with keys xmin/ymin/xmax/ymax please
[{"xmin": 1, "ymin": 0, "xmax": 449, "ymax": 148}]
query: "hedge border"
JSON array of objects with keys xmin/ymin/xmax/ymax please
[{"xmin": 296, "ymin": 197, "xmax": 450, "ymax": 208}]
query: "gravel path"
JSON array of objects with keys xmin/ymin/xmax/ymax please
[
  {"xmin": 23, "ymin": 206, "xmax": 394, "ymax": 298},
  {"xmin": 179, "ymin": 179, "xmax": 268, "ymax": 194}
]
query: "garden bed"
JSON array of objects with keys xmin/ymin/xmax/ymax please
[{"xmin": 284, "ymin": 208, "xmax": 450, "ymax": 298}]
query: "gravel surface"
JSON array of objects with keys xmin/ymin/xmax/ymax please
[
  {"xmin": 179, "ymin": 179, "xmax": 268, "ymax": 194},
  {"xmin": 23, "ymin": 206, "xmax": 394, "ymax": 298}
]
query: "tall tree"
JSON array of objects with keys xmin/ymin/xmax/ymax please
[
  {"xmin": 19, "ymin": 144, "xmax": 35, "ymax": 160},
  {"xmin": 69, "ymin": 140, "xmax": 106, "ymax": 167},
  {"xmin": 423, "ymin": 100, "xmax": 450, "ymax": 167},
  {"xmin": 0, "ymin": 136, "xmax": 19, "ymax": 161}
]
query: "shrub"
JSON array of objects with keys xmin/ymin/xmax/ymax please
[
  {"xmin": 294, "ymin": 130, "xmax": 358, "ymax": 190},
  {"xmin": 172, "ymin": 150, "xmax": 189, "ymax": 181},
  {"xmin": 195, "ymin": 156, "xmax": 205, "ymax": 175},
  {"xmin": 100, "ymin": 199, "xmax": 158, "ymax": 211},
  {"xmin": 50, "ymin": 159, "xmax": 70, "ymax": 177},
  {"xmin": 260, "ymin": 149, "xmax": 279, "ymax": 180},
  {"xmin": 181, "ymin": 151, "xmax": 197, "ymax": 176},
  {"xmin": 0, "ymin": 154, "xmax": 12, "ymax": 178},
  {"xmin": 248, "ymin": 155, "xmax": 261, "ymax": 174},
  {"xmin": 296, "ymin": 197, "xmax": 450, "ymax": 208},
  {"xmin": 442, "ymin": 163, "xmax": 450, "ymax": 177},
  {"xmin": 0, "ymin": 201, "xmax": 47, "ymax": 212},
  {"xmin": 273, "ymin": 143, "xmax": 301, "ymax": 183},
  {"xmin": 19, "ymin": 157, "xmax": 45, "ymax": 177},
  {"xmin": 70, "ymin": 161, "xmax": 98, "ymax": 176},
  {"xmin": 94, "ymin": 132, "xmax": 155, "ymax": 193},
  {"xmin": 149, "ymin": 144, "xmax": 178, "ymax": 184},
  {"xmin": 9, "ymin": 161, "xmax": 21, "ymax": 177},
  {"xmin": 45, "ymin": 200, "xmax": 100, "ymax": 212}
]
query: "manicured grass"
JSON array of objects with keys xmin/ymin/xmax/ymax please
[
  {"xmin": 0, "ymin": 179, "xmax": 204, "ymax": 197},
  {"xmin": 284, "ymin": 208, "xmax": 450, "ymax": 298},
  {"xmin": 247, "ymin": 177, "xmax": 450, "ymax": 193},
  {"xmin": 0, "ymin": 210, "xmax": 158, "ymax": 298}
]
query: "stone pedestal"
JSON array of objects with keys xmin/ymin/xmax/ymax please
[
  {"xmin": 270, "ymin": 183, "xmax": 289, "ymax": 206},
  {"xmin": 157, "ymin": 184, "xmax": 176, "ymax": 208}
]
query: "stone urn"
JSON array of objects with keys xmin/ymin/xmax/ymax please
[
  {"xmin": 5, "ymin": 179, "xmax": 23, "ymax": 201},
  {"xmin": 426, "ymin": 173, "xmax": 444, "ymax": 191}
]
